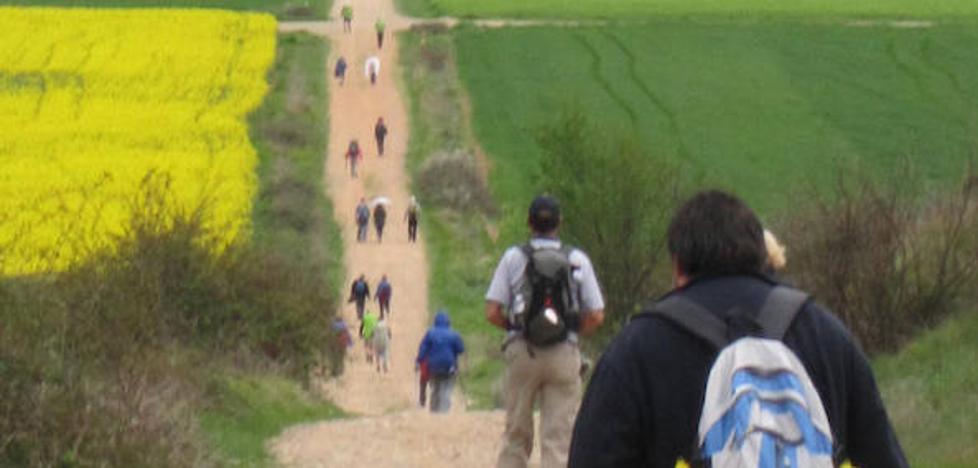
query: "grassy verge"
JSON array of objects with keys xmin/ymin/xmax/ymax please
[
  {"xmin": 399, "ymin": 28, "xmax": 504, "ymax": 409},
  {"xmin": 454, "ymin": 22, "xmax": 978, "ymax": 219},
  {"xmin": 250, "ymin": 32, "xmax": 343, "ymax": 293},
  {"xmin": 201, "ymin": 373, "xmax": 344, "ymax": 466},
  {"xmin": 198, "ymin": 32, "xmax": 344, "ymax": 465},
  {"xmin": 397, "ymin": 0, "xmax": 978, "ymax": 20},
  {"xmin": 0, "ymin": 0, "xmax": 332, "ymax": 20},
  {"xmin": 876, "ymin": 305, "xmax": 978, "ymax": 466}
]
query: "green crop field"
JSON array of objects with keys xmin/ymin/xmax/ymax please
[
  {"xmin": 454, "ymin": 22, "xmax": 978, "ymax": 221},
  {"xmin": 399, "ymin": 0, "xmax": 978, "ymax": 20},
  {"xmin": 0, "ymin": 0, "xmax": 331, "ymax": 19}
]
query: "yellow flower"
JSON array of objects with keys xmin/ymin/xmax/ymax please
[{"xmin": 0, "ymin": 8, "xmax": 276, "ymax": 275}]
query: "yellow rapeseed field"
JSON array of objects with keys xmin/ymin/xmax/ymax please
[{"xmin": 0, "ymin": 8, "xmax": 276, "ymax": 275}]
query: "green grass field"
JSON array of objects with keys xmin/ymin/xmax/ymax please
[
  {"xmin": 0, "ymin": 0, "xmax": 330, "ymax": 19},
  {"xmin": 876, "ymin": 305, "xmax": 978, "ymax": 466},
  {"xmin": 455, "ymin": 22, "xmax": 978, "ymax": 222},
  {"xmin": 399, "ymin": 0, "xmax": 978, "ymax": 20}
]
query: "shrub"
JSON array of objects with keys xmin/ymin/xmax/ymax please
[
  {"xmin": 779, "ymin": 168, "xmax": 978, "ymax": 353},
  {"xmin": 0, "ymin": 173, "xmax": 341, "ymax": 465},
  {"xmin": 417, "ymin": 149, "xmax": 496, "ymax": 215},
  {"xmin": 536, "ymin": 112, "xmax": 681, "ymax": 340}
]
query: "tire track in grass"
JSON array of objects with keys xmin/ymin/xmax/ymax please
[
  {"xmin": 885, "ymin": 36, "xmax": 963, "ymax": 129},
  {"xmin": 603, "ymin": 31, "xmax": 691, "ymax": 160},
  {"xmin": 919, "ymin": 35, "xmax": 977, "ymax": 136},
  {"xmin": 572, "ymin": 32, "xmax": 638, "ymax": 125}
]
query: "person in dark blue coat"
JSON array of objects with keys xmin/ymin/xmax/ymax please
[
  {"xmin": 568, "ymin": 190, "xmax": 907, "ymax": 468},
  {"xmin": 415, "ymin": 309, "xmax": 465, "ymax": 413}
]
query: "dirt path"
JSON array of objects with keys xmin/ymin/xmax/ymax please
[{"xmin": 271, "ymin": 2, "xmax": 524, "ymax": 467}]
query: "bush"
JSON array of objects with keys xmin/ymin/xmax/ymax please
[
  {"xmin": 536, "ymin": 112, "xmax": 682, "ymax": 340},
  {"xmin": 779, "ymin": 168, "xmax": 978, "ymax": 353},
  {"xmin": 417, "ymin": 149, "xmax": 496, "ymax": 215},
  {"xmin": 0, "ymin": 173, "xmax": 341, "ymax": 466}
]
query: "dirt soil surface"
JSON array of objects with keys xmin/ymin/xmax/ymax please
[{"xmin": 271, "ymin": 1, "xmax": 539, "ymax": 467}]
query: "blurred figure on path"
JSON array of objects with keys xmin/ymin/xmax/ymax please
[
  {"xmin": 334, "ymin": 56, "xmax": 347, "ymax": 86},
  {"xmin": 375, "ymin": 18, "xmax": 386, "ymax": 49},
  {"xmin": 376, "ymin": 274, "xmax": 392, "ymax": 318},
  {"xmin": 348, "ymin": 274, "xmax": 371, "ymax": 321},
  {"xmin": 415, "ymin": 310, "xmax": 465, "ymax": 413},
  {"xmin": 341, "ymin": 5, "xmax": 353, "ymax": 32},
  {"xmin": 372, "ymin": 316, "xmax": 392, "ymax": 373},
  {"xmin": 355, "ymin": 198, "xmax": 370, "ymax": 242},
  {"xmin": 359, "ymin": 309, "xmax": 379, "ymax": 363},
  {"xmin": 332, "ymin": 316, "xmax": 353, "ymax": 350},
  {"xmin": 405, "ymin": 196, "xmax": 420, "ymax": 242},
  {"xmin": 374, "ymin": 117, "xmax": 388, "ymax": 156},
  {"xmin": 373, "ymin": 202, "xmax": 387, "ymax": 242},
  {"xmin": 365, "ymin": 56, "xmax": 380, "ymax": 85},
  {"xmin": 345, "ymin": 139, "xmax": 362, "ymax": 178},
  {"xmin": 417, "ymin": 358, "xmax": 430, "ymax": 406}
]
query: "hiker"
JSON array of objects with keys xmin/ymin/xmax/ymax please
[
  {"xmin": 373, "ymin": 202, "xmax": 387, "ymax": 242},
  {"xmin": 375, "ymin": 18, "xmax": 386, "ymax": 49},
  {"xmin": 372, "ymin": 315, "xmax": 392, "ymax": 373},
  {"xmin": 348, "ymin": 274, "xmax": 371, "ymax": 321},
  {"xmin": 374, "ymin": 117, "xmax": 388, "ymax": 156},
  {"xmin": 417, "ymin": 358, "xmax": 430, "ymax": 407},
  {"xmin": 376, "ymin": 274, "xmax": 392, "ymax": 318},
  {"xmin": 355, "ymin": 198, "xmax": 370, "ymax": 242},
  {"xmin": 365, "ymin": 56, "xmax": 380, "ymax": 85},
  {"xmin": 359, "ymin": 309, "xmax": 379, "ymax": 363},
  {"xmin": 568, "ymin": 190, "xmax": 908, "ymax": 468},
  {"xmin": 341, "ymin": 4, "xmax": 353, "ymax": 32},
  {"xmin": 486, "ymin": 195, "xmax": 605, "ymax": 468},
  {"xmin": 334, "ymin": 56, "xmax": 347, "ymax": 86},
  {"xmin": 405, "ymin": 195, "xmax": 420, "ymax": 242},
  {"xmin": 332, "ymin": 317, "xmax": 353, "ymax": 349},
  {"xmin": 415, "ymin": 310, "xmax": 465, "ymax": 413},
  {"xmin": 345, "ymin": 139, "xmax": 362, "ymax": 178}
]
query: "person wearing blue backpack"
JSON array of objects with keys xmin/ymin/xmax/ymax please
[
  {"xmin": 415, "ymin": 309, "xmax": 465, "ymax": 413},
  {"xmin": 569, "ymin": 190, "xmax": 907, "ymax": 468}
]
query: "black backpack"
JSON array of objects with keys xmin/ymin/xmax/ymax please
[{"xmin": 516, "ymin": 243, "xmax": 581, "ymax": 347}]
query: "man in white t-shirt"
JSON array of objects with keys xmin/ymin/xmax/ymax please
[{"xmin": 485, "ymin": 195, "xmax": 605, "ymax": 468}]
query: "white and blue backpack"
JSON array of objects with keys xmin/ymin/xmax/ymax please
[{"xmin": 653, "ymin": 286, "xmax": 835, "ymax": 468}]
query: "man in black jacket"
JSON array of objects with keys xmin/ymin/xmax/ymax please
[{"xmin": 568, "ymin": 190, "xmax": 907, "ymax": 468}]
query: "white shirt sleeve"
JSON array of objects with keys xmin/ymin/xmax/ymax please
[
  {"xmin": 571, "ymin": 250, "xmax": 605, "ymax": 312},
  {"xmin": 485, "ymin": 247, "xmax": 522, "ymax": 309}
]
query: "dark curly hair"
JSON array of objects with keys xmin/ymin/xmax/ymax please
[{"xmin": 667, "ymin": 190, "xmax": 767, "ymax": 278}]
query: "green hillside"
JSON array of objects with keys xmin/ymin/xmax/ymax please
[
  {"xmin": 455, "ymin": 22, "xmax": 978, "ymax": 221},
  {"xmin": 399, "ymin": 0, "xmax": 978, "ymax": 20}
]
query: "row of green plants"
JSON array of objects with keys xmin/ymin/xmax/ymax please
[
  {"xmin": 0, "ymin": 33, "xmax": 344, "ymax": 467},
  {"xmin": 397, "ymin": 0, "xmax": 978, "ymax": 20}
]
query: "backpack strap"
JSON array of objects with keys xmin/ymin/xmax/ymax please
[
  {"xmin": 650, "ymin": 295, "xmax": 729, "ymax": 350},
  {"xmin": 756, "ymin": 285, "xmax": 810, "ymax": 340},
  {"xmin": 648, "ymin": 285, "xmax": 810, "ymax": 349}
]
